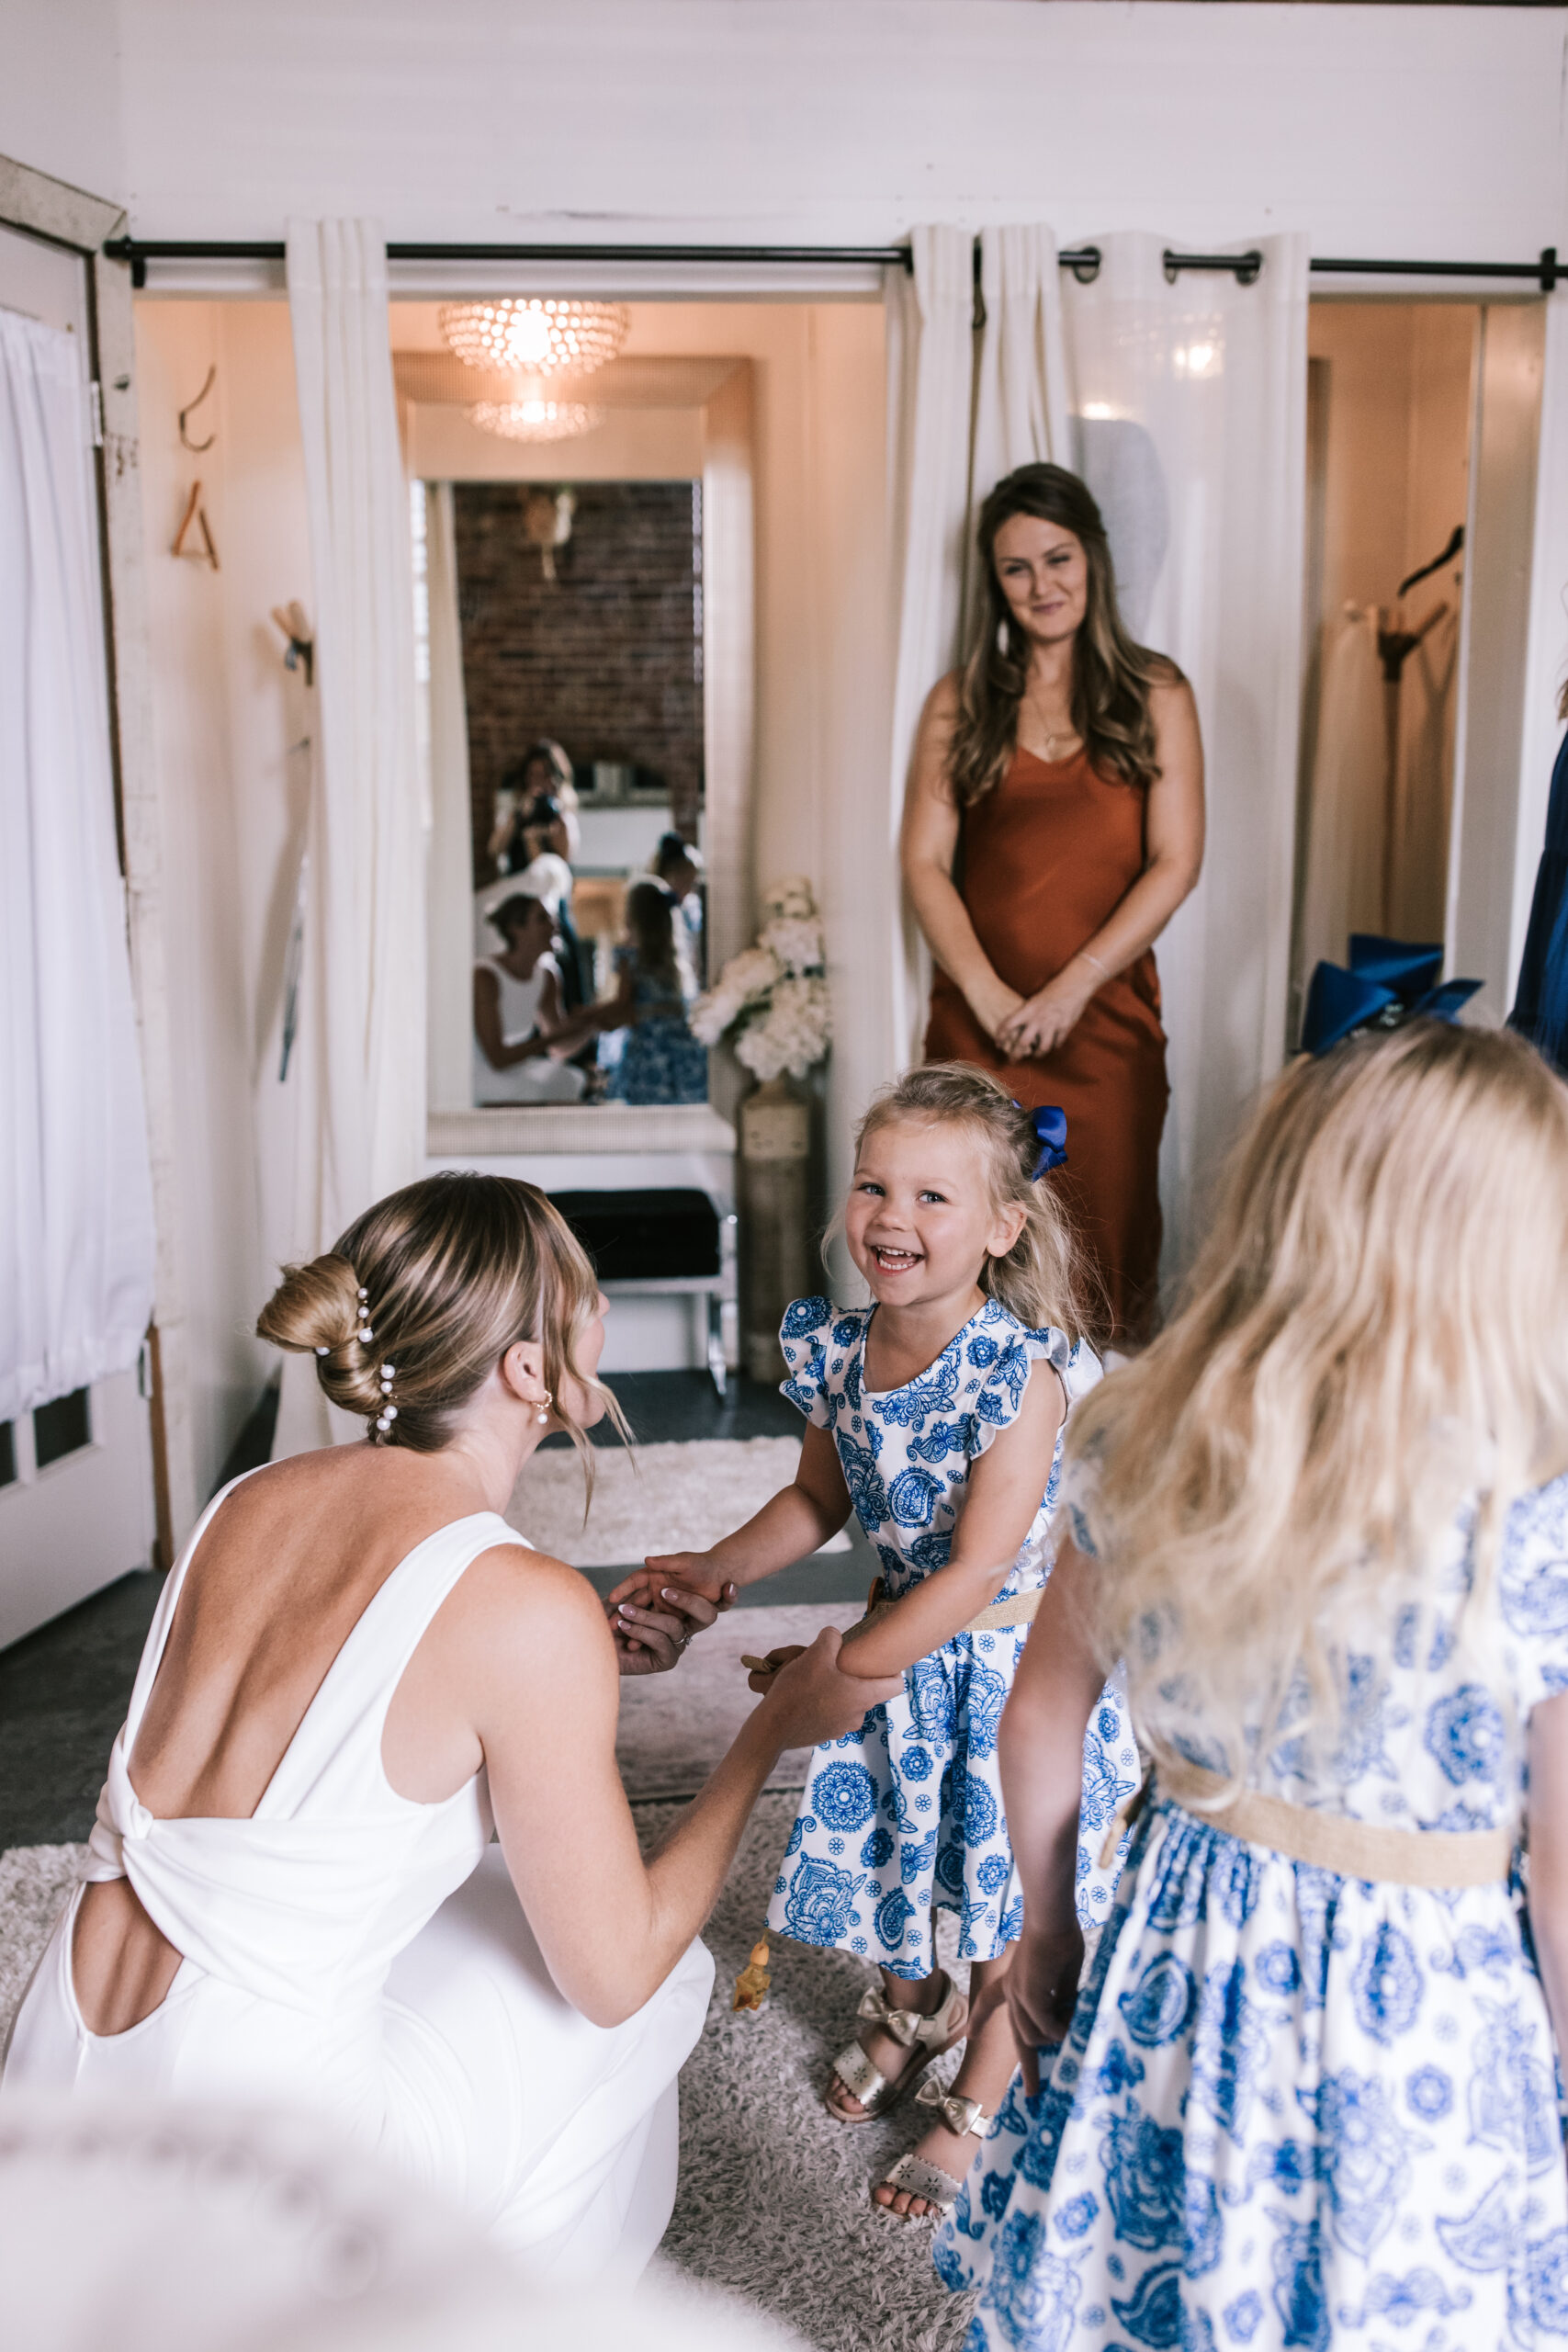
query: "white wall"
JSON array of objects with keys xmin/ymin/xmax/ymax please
[
  {"xmin": 6, "ymin": 6, "xmax": 1565, "ymax": 263},
  {"xmin": 105, "ymin": 5, "xmax": 1568, "ymax": 259},
  {"xmin": 134, "ymin": 301, "xmax": 311, "ymax": 1495},
  {"xmin": 0, "ymin": 0, "xmax": 123, "ymax": 212}
]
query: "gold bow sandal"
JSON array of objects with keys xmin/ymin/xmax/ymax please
[
  {"xmin": 823, "ymin": 1972, "xmax": 969, "ymax": 2122},
  {"xmin": 872, "ymin": 2078, "xmax": 993, "ymax": 2222}
]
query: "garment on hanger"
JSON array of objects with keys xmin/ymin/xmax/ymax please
[
  {"xmin": 1295, "ymin": 605, "xmax": 1386, "ymax": 998},
  {"xmin": 1389, "ymin": 601, "xmax": 1459, "ymax": 942}
]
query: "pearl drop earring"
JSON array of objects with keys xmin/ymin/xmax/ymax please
[{"xmin": 536, "ymin": 1388, "xmax": 552, "ymax": 1428}]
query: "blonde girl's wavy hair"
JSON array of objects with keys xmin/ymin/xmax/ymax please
[
  {"xmin": 949, "ymin": 463, "xmax": 1183, "ymax": 807},
  {"xmin": 1074, "ymin": 1022, "xmax": 1568, "ymax": 1773},
  {"xmin": 847, "ymin": 1063, "xmax": 1098, "ymax": 1345},
  {"xmin": 255, "ymin": 1172, "xmax": 626, "ymax": 1499}
]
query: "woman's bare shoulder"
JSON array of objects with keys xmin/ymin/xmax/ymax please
[
  {"xmin": 454, "ymin": 1542, "xmax": 614, "ymax": 1649},
  {"xmin": 1145, "ymin": 660, "xmax": 1194, "ymax": 711},
  {"xmin": 924, "ymin": 670, "xmax": 963, "ymax": 722}
]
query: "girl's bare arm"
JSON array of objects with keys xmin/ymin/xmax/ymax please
[
  {"xmin": 996, "ymin": 1540, "xmax": 1108, "ymax": 2085},
  {"xmin": 605, "ymin": 1421, "xmax": 853, "ymax": 1613},
  {"xmin": 1528, "ymin": 1693, "xmax": 1568, "ymax": 2063}
]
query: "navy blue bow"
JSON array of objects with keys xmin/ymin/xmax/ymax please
[
  {"xmin": 1024, "ymin": 1103, "xmax": 1068, "ymax": 1178},
  {"xmin": 1300, "ymin": 934, "xmax": 1482, "ymax": 1055}
]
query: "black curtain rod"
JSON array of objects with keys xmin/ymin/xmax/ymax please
[{"xmin": 102, "ymin": 234, "xmax": 1561, "ymax": 294}]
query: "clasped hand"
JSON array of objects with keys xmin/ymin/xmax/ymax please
[
  {"xmin": 991, "ymin": 970, "xmax": 1093, "ymax": 1063},
  {"xmin": 604, "ymin": 1550, "xmax": 735, "ymax": 1676}
]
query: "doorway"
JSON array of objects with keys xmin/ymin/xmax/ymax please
[
  {"xmin": 1292, "ymin": 298, "xmax": 1545, "ymax": 1034},
  {"xmin": 0, "ymin": 209, "xmax": 158, "ymax": 1645}
]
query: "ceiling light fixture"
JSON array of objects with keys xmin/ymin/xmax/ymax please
[
  {"xmin": 468, "ymin": 396, "xmax": 605, "ymax": 443},
  {"xmin": 439, "ymin": 297, "xmax": 629, "ymax": 377}
]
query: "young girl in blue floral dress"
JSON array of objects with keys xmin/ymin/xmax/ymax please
[
  {"xmin": 938, "ymin": 1021, "xmax": 1568, "ymax": 2349},
  {"xmin": 615, "ymin": 1065, "xmax": 1138, "ymax": 2222}
]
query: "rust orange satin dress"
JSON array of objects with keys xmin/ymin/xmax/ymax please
[{"xmin": 924, "ymin": 746, "xmax": 1168, "ymax": 1341}]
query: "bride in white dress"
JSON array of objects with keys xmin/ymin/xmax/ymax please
[{"xmin": 1, "ymin": 1174, "xmax": 890, "ymax": 2281}]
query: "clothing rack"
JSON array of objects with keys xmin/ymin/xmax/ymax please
[{"xmin": 102, "ymin": 235, "xmax": 1562, "ymax": 292}]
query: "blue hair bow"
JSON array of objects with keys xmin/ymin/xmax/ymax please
[
  {"xmin": 1022, "ymin": 1103, "xmax": 1068, "ymax": 1178},
  {"xmin": 1300, "ymin": 934, "xmax": 1482, "ymax": 1055}
]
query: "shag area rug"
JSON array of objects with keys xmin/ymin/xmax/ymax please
[
  {"xmin": 643, "ymin": 1792, "xmax": 976, "ymax": 2352},
  {"xmin": 0, "ymin": 1823, "xmax": 975, "ymax": 2352},
  {"xmin": 510, "ymin": 1436, "xmax": 851, "ymax": 1566}
]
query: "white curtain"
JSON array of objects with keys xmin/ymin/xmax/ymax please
[
  {"xmin": 884, "ymin": 226, "xmax": 977, "ymax": 1075},
  {"xmin": 0, "ymin": 307, "xmax": 155, "ymax": 1419},
  {"xmin": 423, "ymin": 481, "xmax": 475, "ymax": 1117},
  {"xmin": 275, "ymin": 220, "xmax": 423, "ymax": 1456},
  {"xmin": 970, "ymin": 223, "xmax": 1076, "ymax": 528},
  {"xmin": 1063, "ymin": 233, "xmax": 1309, "ymax": 1272},
  {"xmin": 1294, "ymin": 605, "xmax": 1388, "ymax": 1007}
]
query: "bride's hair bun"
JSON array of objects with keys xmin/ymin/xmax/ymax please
[
  {"xmin": 255, "ymin": 1253, "xmax": 361, "ymax": 1357},
  {"xmin": 253, "ymin": 1174, "xmax": 618, "ymax": 1464}
]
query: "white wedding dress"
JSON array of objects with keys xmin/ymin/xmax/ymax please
[{"xmin": 0, "ymin": 1476, "xmax": 714, "ymax": 2282}]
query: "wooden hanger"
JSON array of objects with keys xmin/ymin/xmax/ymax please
[{"xmin": 172, "ymin": 481, "xmax": 220, "ymax": 570}]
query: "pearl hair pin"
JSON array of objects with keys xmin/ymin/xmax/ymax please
[
  {"xmin": 375, "ymin": 1358, "xmax": 398, "ymax": 1435},
  {"xmin": 354, "ymin": 1283, "xmax": 375, "ymax": 1345}
]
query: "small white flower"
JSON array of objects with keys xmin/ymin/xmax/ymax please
[
  {"xmin": 760, "ymin": 914, "xmax": 825, "ymax": 976},
  {"xmin": 761, "ymin": 875, "xmax": 817, "ymax": 922}
]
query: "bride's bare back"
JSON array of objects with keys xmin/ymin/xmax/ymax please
[{"xmin": 73, "ymin": 1443, "xmax": 514, "ymax": 2035}]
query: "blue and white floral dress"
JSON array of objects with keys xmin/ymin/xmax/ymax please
[
  {"xmin": 937, "ymin": 1467, "xmax": 1568, "ymax": 2352},
  {"xmin": 763, "ymin": 1295, "xmax": 1136, "ymax": 1982}
]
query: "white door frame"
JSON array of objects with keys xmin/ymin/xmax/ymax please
[{"xmin": 0, "ymin": 153, "xmax": 197, "ymax": 1562}]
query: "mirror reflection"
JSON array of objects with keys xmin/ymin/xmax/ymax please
[{"xmin": 458, "ymin": 480, "xmax": 710, "ymax": 1108}]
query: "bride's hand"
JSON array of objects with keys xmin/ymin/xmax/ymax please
[
  {"xmin": 610, "ymin": 1584, "xmax": 732, "ymax": 1677},
  {"xmin": 756, "ymin": 1628, "xmax": 900, "ymax": 1747},
  {"xmin": 607, "ymin": 1552, "xmax": 734, "ymax": 1612}
]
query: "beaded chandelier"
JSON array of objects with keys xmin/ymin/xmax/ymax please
[
  {"xmin": 438, "ymin": 298, "xmax": 629, "ymax": 376},
  {"xmin": 468, "ymin": 397, "xmax": 605, "ymax": 443}
]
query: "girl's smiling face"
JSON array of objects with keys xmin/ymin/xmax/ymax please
[{"xmin": 845, "ymin": 1117, "xmax": 1025, "ymax": 1309}]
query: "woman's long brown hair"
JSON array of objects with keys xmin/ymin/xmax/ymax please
[{"xmin": 948, "ymin": 463, "xmax": 1181, "ymax": 806}]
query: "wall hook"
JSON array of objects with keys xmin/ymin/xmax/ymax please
[
  {"xmin": 179, "ymin": 364, "xmax": 218, "ymax": 451},
  {"xmin": 270, "ymin": 600, "xmax": 314, "ymax": 686}
]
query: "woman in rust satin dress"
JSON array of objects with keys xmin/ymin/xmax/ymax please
[{"xmin": 906, "ymin": 465, "xmax": 1205, "ymax": 1342}]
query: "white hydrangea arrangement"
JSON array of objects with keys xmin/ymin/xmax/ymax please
[{"xmin": 690, "ymin": 876, "xmax": 831, "ymax": 1081}]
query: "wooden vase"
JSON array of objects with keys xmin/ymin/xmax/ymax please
[{"xmin": 739, "ymin": 1073, "xmax": 813, "ymax": 1384}]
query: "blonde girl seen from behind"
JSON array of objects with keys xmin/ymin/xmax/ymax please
[
  {"xmin": 938, "ymin": 1023, "xmax": 1568, "ymax": 2351},
  {"xmin": 1081, "ymin": 1019, "xmax": 1568, "ymax": 1779},
  {"xmin": 606, "ymin": 1066, "xmax": 1138, "ymax": 2225}
]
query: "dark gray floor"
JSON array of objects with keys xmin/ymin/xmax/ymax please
[
  {"xmin": 0, "ymin": 1566, "xmax": 165, "ymax": 1850},
  {"xmin": 1, "ymin": 1373, "xmax": 867, "ymax": 1850}
]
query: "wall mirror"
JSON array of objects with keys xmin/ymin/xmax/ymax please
[{"xmin": 395, "ymin": 313, "xmax": 753, "ymax": 1156}]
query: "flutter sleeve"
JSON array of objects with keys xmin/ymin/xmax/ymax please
[
  {"xmin": 777, "ymin": 1295, "xmax": 836, "ymax": 1430},
  {"xmin": 969, "ymin": 1323, "xmax": 1096, "ymax": 1458},
  {"xmin": 1497, "ymin": 1471, "xmax": 1568, "ymax": 1716}
]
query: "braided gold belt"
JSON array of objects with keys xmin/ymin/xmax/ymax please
[
  {"xmin": 1100, "ymin": 1755, "xmax": 1515, "ymax": 1888},
  {"xmin": 862, "ymin": 1575, "xmax": 1043, "ymax": 1638}
]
